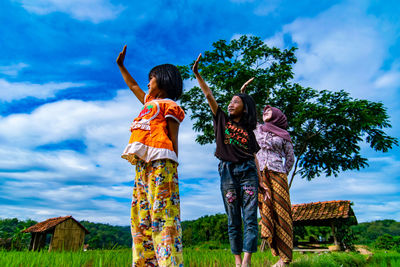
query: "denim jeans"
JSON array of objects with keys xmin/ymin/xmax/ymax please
[{"xmin": 218, "ymin": 159, "xmax": 258, "ymax": 254}]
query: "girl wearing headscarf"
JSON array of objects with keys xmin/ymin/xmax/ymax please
[{"xmin": 254, "ymin": 105, "xmax": 295, "ymax": 267}]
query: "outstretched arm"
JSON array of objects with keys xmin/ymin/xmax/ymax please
[
  {"xmin": 116, "ymin": 45, "xmax": 146, "ymax": 104},
  {"xmin": 240, "ymin": 77, "xmax": 255, "ymax": 94},
  {"xmin": 192, "ymin": 53, "xmax": 219, "ymax": 115}
]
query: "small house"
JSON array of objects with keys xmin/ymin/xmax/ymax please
[
  {"xmin": 292, "ymin": 200, "xmax": 357, "ymax": 249},
  {"xmin": 259, "ymin": 200, "xmax": 357, "ymax": 252},
  {"xmin": 22, "ymin": 215, "xmax": 89, "ymax": 251}
]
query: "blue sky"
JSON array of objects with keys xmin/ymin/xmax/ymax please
[{"xmin": 0, "ymin": 0, "xmax": 399, "ymax": 225}]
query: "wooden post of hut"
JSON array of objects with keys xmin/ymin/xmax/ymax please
[
  {"xmin": 22, "ymin": 215, "xmax": 89, "ymax": 251},
  {"xmin": 330, "ymin": 222, "xmax": 339, "ymax": 246}
]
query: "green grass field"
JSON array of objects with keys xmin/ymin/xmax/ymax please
[{"xmin": 1, "ymin": 248, "xmax": 399, "ymax": 266}]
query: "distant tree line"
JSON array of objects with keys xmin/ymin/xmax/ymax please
[
  {"xmin": 1, "ymin": 216, "xmax": 399, "ymax": 250},
  {"xmin": 182, "ymin": 213, "xmax": 229, "ymax": 247},
  {"xmin": 0, "ymin": 218, "xmax": 36, "ymax": 250},
  {"xmin": 79, "ymin": 221, "xmax": 131, "ymax": 249},
  {"xmin": 351, "ymin": 219, "xmax": 400, "ymax": 250}
]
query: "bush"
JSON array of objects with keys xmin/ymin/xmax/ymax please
[{"xmin": 374, "ymin": 234, "xmax": 397, "ymax": 250}]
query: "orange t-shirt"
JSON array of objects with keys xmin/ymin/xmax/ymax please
[{"xmin": 122, "ymin": 94, "xmax": 185, "ymax": 164}]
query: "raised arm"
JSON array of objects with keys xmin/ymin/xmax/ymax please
[
  {"xmin": 240, "ymin": 77, "xmax": 255, "ymax": 94},
  {"xmin": 192, "ymin": 53, "xmax": 219, "ymax": 115},
  {"xmin": 116, "ymin": 45, "xmax": 146, "ymax": 104}
]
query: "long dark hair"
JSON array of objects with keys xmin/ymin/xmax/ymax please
[
  {"xmin": 234, "ymin": 93, "xmax": 257, "ymax": 131},
  {"xmin": 149, "ymin": 64, "xmax": 183, "ymax": 100}
]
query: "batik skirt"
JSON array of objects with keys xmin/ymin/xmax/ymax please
[{"xmin": 258, "ymin": 170, "xmax": 293, "ymax": 263}]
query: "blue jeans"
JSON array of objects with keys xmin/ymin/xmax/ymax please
[{"xmin": 218, "ymin": 159, "xmax": 258, "ymax": 254}]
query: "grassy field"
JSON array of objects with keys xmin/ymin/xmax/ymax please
[{"xmin": 1, "ymin": 248, "xmax": 399, "ymax": 266}]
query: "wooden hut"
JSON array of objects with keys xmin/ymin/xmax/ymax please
[
  {"xmin": 260, "ymin": 200, "xmax": 357, "ymax": 252},
  {"xmin": 292, "ymin": 200, "xmax": 357, "ymax": 249},
  {"xmin": 22, "ymin": 215, "xmax": 89, "ymax": 251}
]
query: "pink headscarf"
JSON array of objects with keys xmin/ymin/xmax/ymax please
[{"xmin": 261, "ymin": 105, "xmax": 292, "ymax": 142}]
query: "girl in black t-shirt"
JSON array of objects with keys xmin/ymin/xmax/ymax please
[{"xmin": 193, "ymin": 53, "xmax": 260, "ymax": 267}]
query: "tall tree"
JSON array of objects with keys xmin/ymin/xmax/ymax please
[{"xmin": 178, "ymin": 35, "xmax": 397, "ymax": 187}]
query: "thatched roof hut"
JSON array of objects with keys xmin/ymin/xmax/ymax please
[
  {"xmin": 22, "ymin": 215, "xmax": 89, "ymax": 251},
  {"xmin": 292, "ymin": 200, "xmax": 357, "ymax": 248}
]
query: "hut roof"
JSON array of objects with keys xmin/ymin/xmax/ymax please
[
  {"xmin": 292, "ymin": 200, "xmax": 357, "ymax": 225},
  {"xmin": 22, "ymin": 216, "xmax": 89, "ymax": 234}
]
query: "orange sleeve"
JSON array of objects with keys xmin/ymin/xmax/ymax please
[{"xmin": 165, "ymin": 103, "xmax": 185, "ymax": 123}]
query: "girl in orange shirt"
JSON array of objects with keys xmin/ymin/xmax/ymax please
[{"xmin": 117, "ymin": 45, "xmax": 185, "ymax": 267}]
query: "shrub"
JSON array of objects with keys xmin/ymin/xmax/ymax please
[{"xmin": 374, "ymin": 234, "xmax": 396, "ymax": 250}]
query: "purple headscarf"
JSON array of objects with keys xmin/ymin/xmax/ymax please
[{"xmin": 261, "ymin": 105, "xmax": 292, "ymax": 142}]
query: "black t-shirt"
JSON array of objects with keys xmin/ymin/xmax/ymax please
[{"xmin": 213, "ymin": 107, "xmax": 260, "ymax": 163}]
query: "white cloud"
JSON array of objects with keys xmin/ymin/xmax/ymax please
[
  {"xmin": 1, "ymin": 83, "xmax": 397, "ymax": 224},
  {"xmin": 0, "ymin": 87, "xmax": 225, "ymax": 224},
  {"xmin": 0, "ymin": 84, "xmax": 398, "ymax": 224},
  {"xmin": 253, "ymin": 0, "xmax": 281, "ymax": 16},
  {"xmin": 264, "ymin": 32, "xmax": 284, "ymax": 48},
  {"xmin": 181, "ymin": 179, "xmax": 225, "ymax": 220},
  {"xmin": 0, "ymin": 90, "xmax": 135, "ymax": 146},
  {"xmin": 179, "ymin": 119, "xmax": 220, "ymax": 180},
  {"xmin": 268, "ymin": 1, "xmax": 399, "ymax": 102},
  {"xmin": 0, "ymin": 79, "xmax": 86, "ymax": 101},
  {"xmin": 74, "ymin": 59, "xmax": 95, "ymax": 66},
  {"xmin": 0, "ymin": 203, "xmax": 130, "ymax": 226},
  {"xmin": 374, "ymin": 69, "xmax": 400, "ymax": 89},
  {"xmin": 229, "ymin": 0, "xmax": 281, "ymax": 15},
  {"xmin": 15, "ymin": 0, "xmax": 124, "ymax": 23},
  {"xmin": 230, "ymin": 0, "xmax": 255, "ymax": 3},
  {"xmin": 0, "ymin": 63, "xmax": 29, "ymax": 77}
]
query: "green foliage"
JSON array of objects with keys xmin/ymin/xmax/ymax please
[
  {"xmin": 178, "ymin": 35, "xmax": 297, "ymax": 145},
  {"xmin": 272, "ymin": 87, "xmax": 398, "ymax": 182},
  {"xmin": 294, "ymin": 221, "xmax": 356, "ymax": 251},
  {"xmin": 368, "ymin": 251, "xmax": 400, "ymax": 267},
  {"xmin": 351, "ymin": 219, "xmax": 400, "ymax": 245},
  {"xmin": 178, "ymin": 35, "xmax": 398, "ymax": 183},
  {"xmin": 181, "ymin": 213, "xmax": 229, "ymax": 247},
  {"xmin": 79, "ymin": 221, "xmax": 131, "ymax": 249},
  {"xmin": 374, "ymin": 234, "xmax": 400, "ymax": 250},
  {"xmin": 335, "ymin": 219, "xmax": 357, "ymax": 251},
  {"xmin": 293, "ymin": 225, "xmax": 332, "ymax": 243},
  {"xmin": 0, "ymin": 218, "xmax": 37, "ymax": 250}
]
